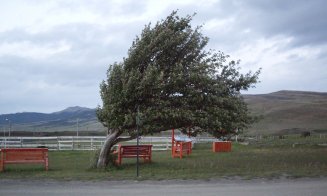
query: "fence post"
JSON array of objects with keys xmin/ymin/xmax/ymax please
[
  {"xmin": 91, "ymin": 138, "xmax": 94, "ymax": 150},
  {"xmin": 72, "ymin": 136, "xmax": 74, "ymax": 150},
  {"xmin": 56, "ymin": 137, "xmax": 59, "ymax": 150},
  {"xmin": 58, "ymin": 137, "xmax": 61, "ymax": 150}
]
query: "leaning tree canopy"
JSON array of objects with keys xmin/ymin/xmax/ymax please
[{"xmin": 97, "ymin": 11, "xmax": 260, "ymax": 138}]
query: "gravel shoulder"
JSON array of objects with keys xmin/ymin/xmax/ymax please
[{"xmin": 1, "ymin": 177, "xmax": 327, "ymax": 196}]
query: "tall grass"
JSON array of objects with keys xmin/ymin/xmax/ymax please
[{"xmin": 1, "ymin": 139, "xmax": 327, "ymax": 180}]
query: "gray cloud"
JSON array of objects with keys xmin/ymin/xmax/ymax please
[
  {"xmin": 237, "ymin": 0, "xmax": 327, "ymax": 46},
  {"xmin": 0, "ymin": 0, "xmax": 326, "ymax": 114}
]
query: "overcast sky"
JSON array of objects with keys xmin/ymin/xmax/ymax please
[{"xmin": 0, "ymin": 0, "xmax": 326, "ymax": 114}]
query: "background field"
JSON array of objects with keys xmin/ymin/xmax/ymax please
[
  {"xmin": 1, "ymin": 137, "xmax": 327, "ymax": 181},
  {"xmin": 244, "ymin": 90, "xmax": 327, "ymax": 135}
]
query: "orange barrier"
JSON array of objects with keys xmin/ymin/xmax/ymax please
[
  {"xmin": 212, "ymin": 141, "xmax": 232, "ymax": 152},
  {"xmin": 171, "ymin": 128, "xmax": 192, "ymax": 159},
  {"xmin": 114, "ymin": 144, "xmax": 152, "ymax": 165},
  {"xmin": 0, "ymin": 148, "xmax": 49, "ymax": 172},
  {"xmin": 172, "ymin": 141, "xmax": 192, "ymax": 159}
]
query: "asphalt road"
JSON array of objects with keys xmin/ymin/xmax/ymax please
[{"xmin": 1, "ymin": 178, "xmax": 326, "ymax": 196}]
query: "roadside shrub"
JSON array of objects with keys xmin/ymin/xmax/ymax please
[{"xmin": 301, "ymin": 131, "xmax": 311, "ymax": 137}]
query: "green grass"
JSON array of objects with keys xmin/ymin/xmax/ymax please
[
  {"xmin": 1, "ymin": 140, "xmax": 327, "ymax": 181},
  {"xmin": 247, "ymin": 134, "xmax": 327, "ymax": 146}
]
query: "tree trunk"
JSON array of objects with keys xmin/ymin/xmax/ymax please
[{"xmin": 97, "ymin": 131, "xmax": 119, "ymax": 168}]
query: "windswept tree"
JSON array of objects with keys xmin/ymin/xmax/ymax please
[{"xmin": 96, "ymin": 11, "xmax": 260, "ymax": 168}]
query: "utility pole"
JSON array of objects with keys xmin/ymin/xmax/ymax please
[
  {"xmin": 76, "ymin": 118, "xmax": 79, "ymax": 137},
  {"xmin": 5, "ymin": 119, "xmax": 11, "ymax": 137},
  {"xmin": 136, "ymin": 106, "xmax": 140, "ymax": 177}
]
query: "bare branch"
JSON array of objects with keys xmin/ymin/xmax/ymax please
[{"xmin": 113, "ymin": 135, "xmax": 138, "ymax": 145}]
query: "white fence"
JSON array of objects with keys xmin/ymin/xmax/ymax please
[{"xmin": 0, "ymin": 136, "xmax": 218, "ymax": 151}]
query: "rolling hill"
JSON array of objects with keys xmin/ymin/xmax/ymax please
[
  {"xmin": 243, "ymin": 90, "xmax": 327, "ymax": 135},
  {"xmin": 0, "ymin": 106, "xmax": 104, "ymax": 134},
  {"xmin": 0, "ymin": 91, "xmax": 326, "ymax": 136}
]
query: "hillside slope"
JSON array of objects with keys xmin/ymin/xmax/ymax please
[
  {"xmin": 243, "ymin": 90, "xmax": 327, "ymax": 135},
  {"xmin": 1, "ymin": 91, "xmax": 326, "ymax": 135},
  {"xmin": 0, "ymin": 106, "xmax": 103, "ymax": 133}
]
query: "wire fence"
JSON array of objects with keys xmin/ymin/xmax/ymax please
[
  {"xmin": 1, "ymin": 134, "xmax": 326, "ymax": 151},
  {"xmin": 0, "ymin": 136, "xmax": 219, "ymax": 151}
]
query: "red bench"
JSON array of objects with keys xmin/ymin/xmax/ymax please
[
  {"xmin": 114, "ymin": 144, "xmax": 152, "ymax": 165},
  {"xmin": 0, "ymin": 148, "xmax": 49, "ymax": 172}
]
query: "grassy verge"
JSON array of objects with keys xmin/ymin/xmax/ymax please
[{"xmin": 1, "ymin": 140, "xmax": 327, "ymax": 180}]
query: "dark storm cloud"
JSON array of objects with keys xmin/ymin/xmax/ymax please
[
  {"xmin": 0, "ymin": 0, "xmax": 326, "ymax": 113},
  {"xmin": 175, "ymin": 0, "xmax": 327, "ymax": 50},
  {"xmin": 236, "ymin": 0, "xmax": 327, "ymax": 46}
]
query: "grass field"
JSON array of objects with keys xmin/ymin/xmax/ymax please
[
  {"xmin": 1, "ymin": 138, "xmax": 327, "ymax": 181},
  {"xmin": 244, "ymin": 91, "xmax": 327, "ymax": 135}
]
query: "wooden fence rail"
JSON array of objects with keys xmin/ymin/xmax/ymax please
[
  {"xmin": 0, "ymin": 136, "xmax": 222, "ymax": 151},
  {"xmin": 0, "ymin": 136, "xmax": 175, "ymax": 151},
  {"xmin": 2, "ymin": 134, "xmax": 325, "ymax": 151}
]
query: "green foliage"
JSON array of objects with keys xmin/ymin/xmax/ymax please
[{"xmin": 97, "ymin": 11, "xmax": 260, "ymax": 138}]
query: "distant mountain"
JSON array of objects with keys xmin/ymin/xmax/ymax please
[
  {"xmin": 243, "ymin": 90, "xmax": 327, "ymax": 135},
  {"xmin": 0, "ymin": 91, "xmax": 326, "ymax": 135},
  {"xmin": 53, "ymin": 106, "xmax": 94, "ymax": 114},
  {"xmin": 0, "ymin": 106, "xmax": 103, "ymax": 133}
]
